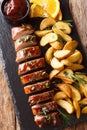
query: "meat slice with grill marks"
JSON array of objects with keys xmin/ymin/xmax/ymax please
[
  {"xmin": 12, "ymin": 24, "xmax": 34, "ymax": 41},
  {"xmin": 16, "ymin": 46, "xmax": 41, "ymax": 63},
  {"xmin": 20, "ymin": 69, "xmax": 48, "ymax": 85},
  {"xmin": 18, "ymin": 58, "xmax": 45, "ymax": 75},
  {"xmin": 32, "ymin": 101, "xmax": 57, "ymax": 115},
  {"xmin": 34, "ymin": 112, "xmax": 61, "ymax": 128},
  {"xmin": 24, "ymin": 80, "xmax": 50, "ymax": 94},
  {"xmin": 14, "ymin": 34, "xmax": 37, "ymax": 51},
  {"xmin": 28, "ymin": 90, "xmax": 54, "ymax": 105}
]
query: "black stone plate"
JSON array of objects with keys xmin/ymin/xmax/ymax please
[{"xmin": 0, "ymin": 0, "xmax": 87, "ymax": 130}]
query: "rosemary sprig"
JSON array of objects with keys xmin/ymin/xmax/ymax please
[
  {"xmin": 57, "ymin": 108, "xmax": 71, "ymax": 126},
  {"xmin": 72, "ymin": 81, "xmax": 80, "ymax": 90},
  {"xmin": 71, "ymin": 74, "xmax": 87, "ymax": 84},
  {"xmin": 58, "ymin": 34, "xmax": 66, "ymax": 44}
]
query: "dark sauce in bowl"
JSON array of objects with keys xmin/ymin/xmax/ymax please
[{"xmin": 1, "ymin": 0, "xmax": 30, "ymax": 23}]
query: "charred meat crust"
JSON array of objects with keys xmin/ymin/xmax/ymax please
[
  {"xmin": 18, "ymin": 57, "xmax": 45, "ymax": 75},
  {"xmin": 24, "ymin": 80, "xmax": 50, "ymax": 94},
  {"xmin": 34, "ymin": 112, "xmax": 61, "ymax": 128},
  {"xmin": 32, "ymin": 101, "xmax": 57, "ymax": 115},
  {"xmin": 16, "ymin": 46, "xmax": 41, "ymax": 63},
  {"xmin": 20, "ymin": 69, "xmax": 49, "ymax": 85},
  {"xmin": 28, "ymin": 90, "xmax": 54, "ymax": 105}
]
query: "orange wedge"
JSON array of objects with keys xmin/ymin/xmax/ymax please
[
  {"xmin": 30, "ymin": 4, "xmax": 49, "ymax": 18},
  {"xmin": 29, "ymin": 0, "xmax": 60, "ymax": 18}
]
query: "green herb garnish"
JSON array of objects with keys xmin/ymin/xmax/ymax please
[
  {"xmin": 40, "ymin": 106, "xmax": 48, "ymax": 115},
  {"xmin": 57, "ymin": 108, "xmax": 71, "ymax": 126},
  {"xmin": 71, "ymin": 74, "xmax": 87, "ymax": 84},
  {"xmin": 58, "ymin": 34, "xmax": 66, "ymax": 44}
]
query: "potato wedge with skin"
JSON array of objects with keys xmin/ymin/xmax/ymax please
[
  {"xmin": 49, "ymin": 69, "xmax": 60, "ymax": 80},
  {"xmin": 40, "ymin": 32, "xmax": 58, "ymax": 46},
  {"xmin": 69, "ymin": 85, "xmax": 81, "ymax": 101},
  {"xmin": 54, "ymin": 50, "xmax": 71, "ymax": 60},
  {"xmin": 57, "ymin": 99, "xmax": 74, "ymax": 114},
  {"xmin": 52, "ymin": 27, "xmax": 72, "ymax": 42},
  {"xmin": 45, "ymin": 47, "xmax": 54, "ymax": 64},
  {"xmin": 55, "ymin": 83, "xmax": 72, "ymax": 98},
  {"xmin": 73, "ymin": 100, "xmax": 80, "ymax": 119},
  {"xmin": 50, "ymin": 40, "xmax": 64, "ymax": 50},
  {"xmin": 63, "ymin": 40, "xmax": 78, "ymax": 51},
  {"xmin": 82, "ymin": 106, "xmax": 87, "ymax": 114},
  {"xmin": 53, "ymin": 91, "xmax": 68, "ymax": 101},
  {"xmin": 79, "ymin": 98, "xmax": 87, "ymax": 105},
  {"xmin": 67, "ymin": 50, "xmax": 83, "ymax": 64},
  {"xmin": 40, "ymin": 17, "xmax": 56, "ymax": 30},
  {"xmin": 53, "ymin": 21, "xmax": 71, "ymax": 34},
  {"xmin": 67, "ymin": 64, "xmax": 84, "ymax": 71},
  {"xmin": 50, "ymin": 57, "xmax": 64, "ymax": 70},
  {"xmin": 61, "ymin": 59, "xmax": 72, "ymax": 67},
  {"xmin": 56, "ymin": 69, "xmax": 74, "ymax": 84},
  {"xmin": 79, "ymin": 82, "xmax": 87, "ymax": 97},
  {"xmin": 35, "ymin": 30, "xmax": 52, "ymax": 37}
]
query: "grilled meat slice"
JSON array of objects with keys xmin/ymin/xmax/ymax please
[
  {"xmin": 34, "ymin": 112, "xmax": 61, "ymax": 128},
  {"xmin": 20, "ymin": 69, "xmax": 48, "ymax": 85},
  {"xmin": 32, "ymin": 101, "xmax": 57, "ymax": 115},
  {"xmin": 18, "ymin": 58, "xmax": 45, "ymax": 75},
  {"xmin": 24, "ymin": 80, "xmax": 50, "ymax": 94},
  {"xmin": 14, "ymin": 34, "xmax": 37, "ymax": 51},
  {"xmin": 28, "ymin": 90, "xmax": 54, "ymax": 105},
  {"xmin": 16, "ymin": 46, "xmax": 41, "ymax": 63},
  {"xmin": 12, "ymin": 24, "xmax": 34, "ymax": 41}
]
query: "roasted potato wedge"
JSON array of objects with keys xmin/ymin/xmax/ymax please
[
  {"xmin": 49, "ymin": 69, "xmax": 60, "ymax": 80},
  {"xmin": 45, "ymin": 47, "xmax": 54, "ymax": 64},
  {"xmin": 73, "ymin": 100, "xmax": 80, "ymax": 119},
  {"xmin": 79, "ymin": 82, "xmax": 87, "ymax": 97},
  {"xmin": 40, "ymin": 32, "xmax": 58, "ymax": 46},
  {"xmin": 53, "ymin": 21, "xmax": 71, "ymax": 34},
  {"xmin": 50, "ymin": 57, "xmax": 64, "ymax": 70},
  {"xmin": 54, "ymin": 50, "xmax": 71, "ymax": 60},
  {"xmin": 35, "ymin": 30, "xmax": 52, "ymax": 37},
  {"xmin": 67, "ymin": 49, "xmax": 83, "ymax": 64},
  {"xmin": 56, "ymin": 83, "xmax": 72, "ymax": 98},
  {"xmin": 53, "ymin": 91, "xmax": 68, "ymax": 101},
  {"xmin": 63, "ymin": 40, "xmax": 78, "ymax": 51},
  {"xmin": 40, "ymin": 17, "xmax": 56, "ymax": 30},
  {"xmin": 67, "ymin": 64, "xmax": 84, "ymax": 71},
  {"xmin": 52, "ymin": 27, "xmax": 72, "ymax": 42},
  {"xmin": 50, "ymin": 40, "xmax": 64, "ymax": 50},
  {"xmin": 57, "ymin": 99, "xmax": 74, "ymax": 114},
  {"xmin": 79, "ymin": 98, "xmax": 87, "ymax": 105},
  {"xmin": 69, "ymin": 85, "xmax": 81, "ymax": 101},
  {"xmin": 56, "ymin": 69, "xmax": 74, "ymax": 84},
  {"xmin": 61, "ymin": 59, "xmax": 72, "ymax": 66},
  {"xmin": 82, "ymin": 106, "xmax": 87, "ymax": 114}
]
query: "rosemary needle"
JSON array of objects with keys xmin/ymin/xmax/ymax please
[{"xmin": 57, "ymin": 108, "xmax": 71, "ymax": 126}]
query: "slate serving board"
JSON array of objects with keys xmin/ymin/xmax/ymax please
[{"xmin": 0, "ymin": 0, "xmax": 87, "ymax": 130}]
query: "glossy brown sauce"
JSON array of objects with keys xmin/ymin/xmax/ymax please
[{"xmin": 4, "ymin": 0, "xmax": 28, "ymax": 20}]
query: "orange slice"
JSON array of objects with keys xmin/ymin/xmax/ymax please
[
  {"xmin": 30, "ymin": 4, "xmax": 49, "ymax": 18},
  {"xmin": 29, "ymin": 0, "xmax": 60, "ymax": 18}
]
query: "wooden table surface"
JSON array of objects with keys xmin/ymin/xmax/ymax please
[{"xmin": 0, "ymin": 0, "xmax": 87, "ymax": 130}]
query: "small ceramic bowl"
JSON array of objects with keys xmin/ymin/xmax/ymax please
[{"xmin": 1, "ymin": 0, "xmax": 30, "ymax": 24}]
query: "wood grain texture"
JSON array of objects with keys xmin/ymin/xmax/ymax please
[
  {"xmin": 0, "ymin": 0, "xmax": 87, "ymax": 130},
  {"xmin": 69, "ymin": 0, "xmax": 87, "ymax": 55}
]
